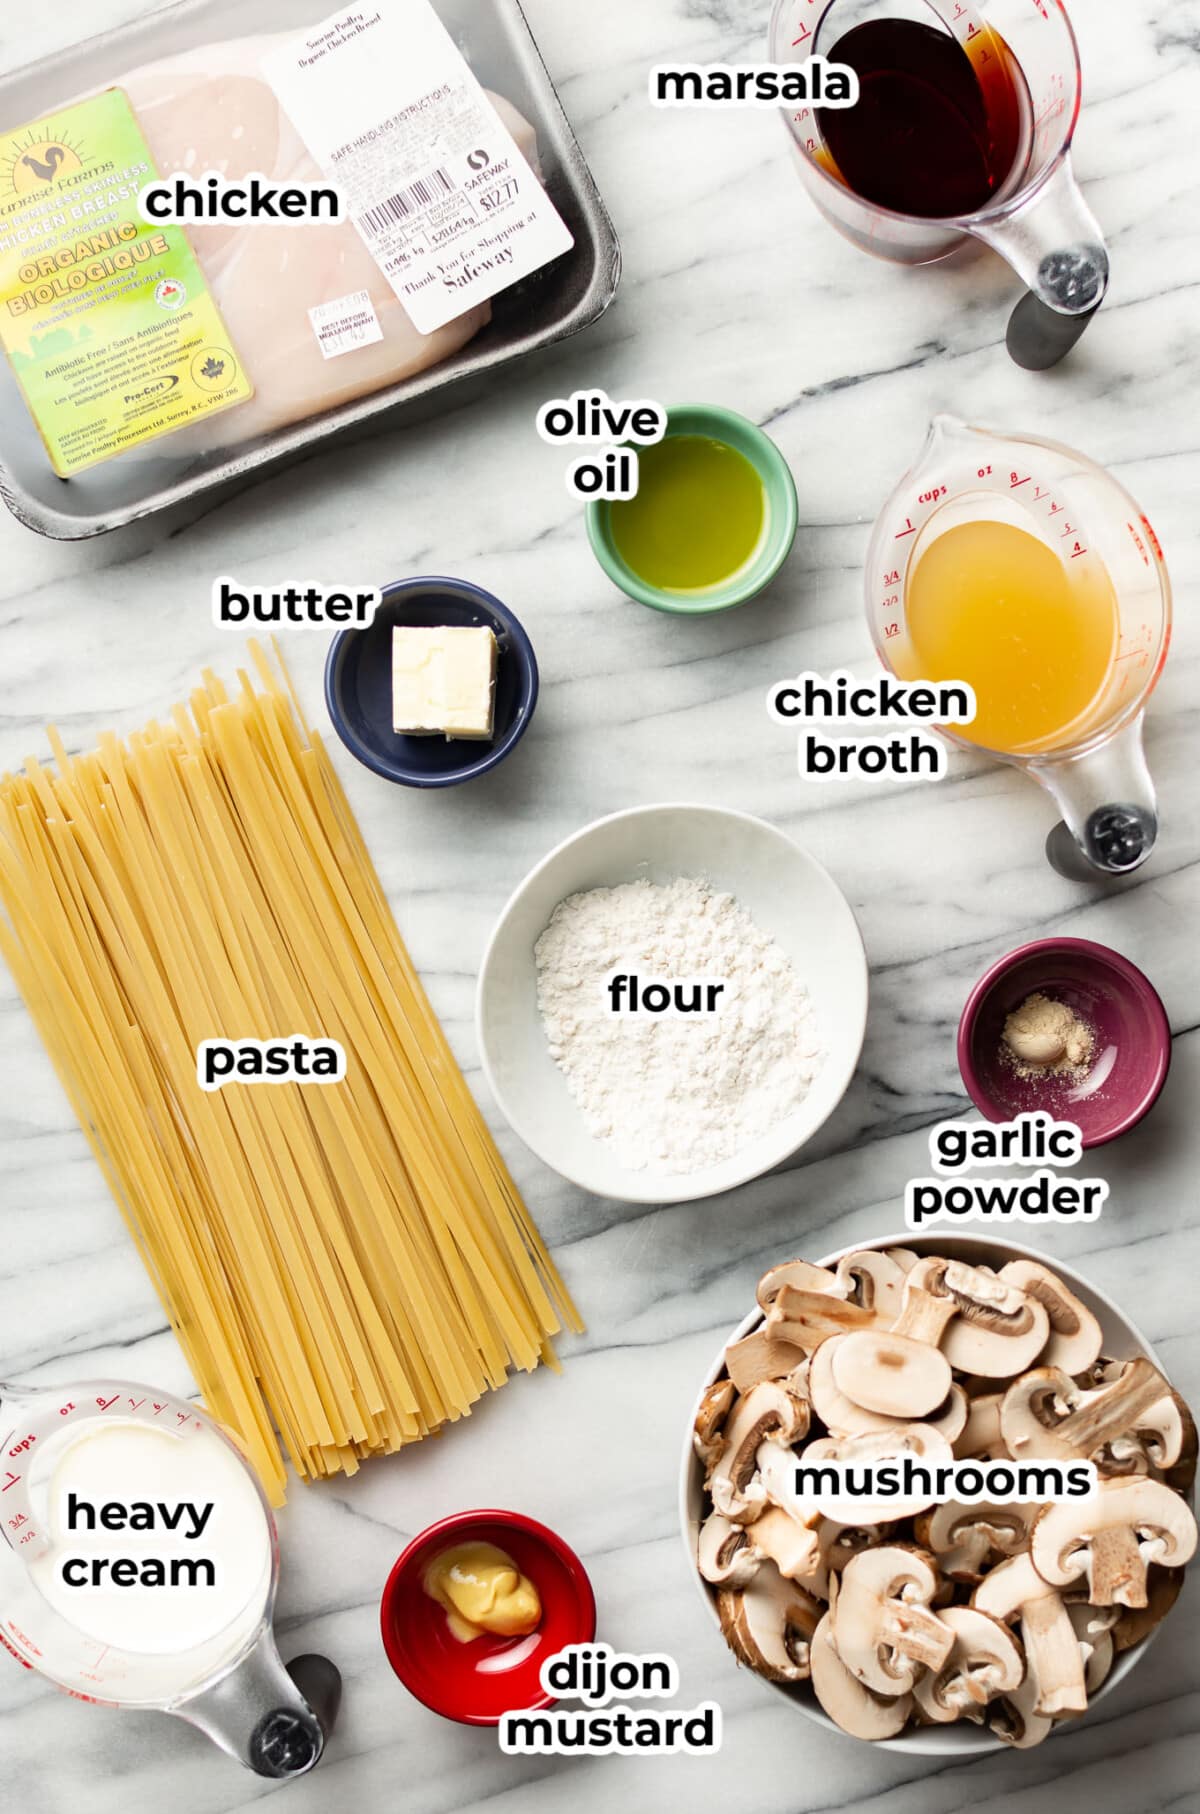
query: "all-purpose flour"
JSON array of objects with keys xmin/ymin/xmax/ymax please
[{"xmin": 534, "ymin": 876, "xmax": 823, "ymax": 1175}]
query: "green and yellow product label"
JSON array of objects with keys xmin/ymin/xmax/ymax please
[{"xmin": 0, "ymin": 89, "xmax": 252, "ymax": 476}]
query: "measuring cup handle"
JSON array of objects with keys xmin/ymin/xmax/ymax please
[
  {"xmin": 1045, "ymin": 806, "xmax": 1157, "ymax": 881},
  {"xmin": 973, "ymin": 157, "xmax": 1110, "ymax": 369},
  {"xmin": 175, "ymin": 1627, "xmax": 340, "ymax": 1776},
  {"xmin": 1006, "ymin": 291, "xmax": 1103, "ymax": 372},
  {"xmin": 1033, "ymin": 715, "xmax": 1159, "ymax": 880}
]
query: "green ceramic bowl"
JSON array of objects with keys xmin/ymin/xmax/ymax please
[{"xmin": 585, "ymin": 404, "xmax": 799, "ymax": 614}]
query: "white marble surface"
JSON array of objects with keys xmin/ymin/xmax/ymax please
[{"xmin": 1, "ymin": 1, "xmax": 1198, "ymax": 1811}]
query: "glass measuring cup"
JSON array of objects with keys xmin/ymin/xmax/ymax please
[
  {"xmin": 768, "ymin": 0, "xmax": 1108, "ymax": 366},
  {"xmin": 0, "ymin": 1377, "xmax": 339, "ymax": 1777},
  {"xmin": 866, "ymin": 415, "xmax": 1171, "ymax": 878}
]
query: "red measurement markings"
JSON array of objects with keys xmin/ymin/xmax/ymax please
[
  {"xmin": 792, "ymin": 23, "xmax": 812, "ymax": 45},
  {"xmin": 1139, "ymin": 515, "xmax": 1164, "ymax": 561},
  {"xmin": 894, "ymin": 517, "xmax": 917, "ymax": 538},
  {"xmin": 153, "ymin": 1402, "xmax": 167, "ymax": 1414},
  {"xmin": 126, "ymin": 1398, "xmax": 145, "ymax": 1412},
  {"xmin": 1049, "ymin": 501, "xmax": 1064, "ymax": 515},
  {"xmin": 0, "ymin": 1628, "xmax": 33, "ymax": 1669},
  {"xmin": 1009, "ymin": 471, "xmax": 1031, "ymax": 488},
  {"xmin": 1, "ymin": 1471, "xmax": 20, "ymax": 1493},
  {"xmin": 1033, "ymin": 484, "xmax": 1049, "ymax": 501},
  {"xmin": 95, "ymin": 1394, "xmax": 119, "ymax": 1412},
  {"xmin": 6, "ymin": 1619, "xmax": 41, "ymax": 1657}
]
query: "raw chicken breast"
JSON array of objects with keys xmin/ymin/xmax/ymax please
[{"xmin": 103, "ymin": 34, "xmax": 542, "ymax": 443}]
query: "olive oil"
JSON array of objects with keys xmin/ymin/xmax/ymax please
[{"xmin": 610, "ymin": 434, "xmax": 766, "ymax": 593}]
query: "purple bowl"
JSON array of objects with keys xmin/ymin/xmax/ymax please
[{"xmin": 957, "ymin": 938, "xmax": 1171, "ymax": 1148}]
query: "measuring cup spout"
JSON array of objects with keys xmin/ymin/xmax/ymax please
[
  {"xmin": 173, "ymin": 1625, "xmax": 339, "ymax": 1778},
  {"xmin": 972, "ymin": 158, "xmax": 1109, "ymax": 368},
  {"xmin": 1031, "ymin": 715, "xmax": 1158, "ymax": 880}
]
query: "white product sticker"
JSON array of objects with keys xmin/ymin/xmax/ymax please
[
  {"xmin": 308, "ymin": 288, "xmax": 384, "ymax": 359},
  {"xmin": 262, "ymin": 2, "xmax": 574, "ymax": 337}
]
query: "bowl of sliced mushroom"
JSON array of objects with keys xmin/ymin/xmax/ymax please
[{"xmin": 681, "ymin": 1234, "xmax": 1197, "ymax": 1752}]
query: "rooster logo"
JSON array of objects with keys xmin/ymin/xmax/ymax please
[
  {"xmin": 22, "ymin": 145, "xmax": 66, "ymax": 182},
  {"xmin": 5, "ymin": 130, "xmax": 84, "ymax": 197}
]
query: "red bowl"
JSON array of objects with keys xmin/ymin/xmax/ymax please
[{"xmin": 379, "ymin": 1510, "xmax": 596, "ymax": 1726}]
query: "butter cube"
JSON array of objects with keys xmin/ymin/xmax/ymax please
[{"xmin": 392, "ymin": 624, "xmax": 498, "ymax": 741}]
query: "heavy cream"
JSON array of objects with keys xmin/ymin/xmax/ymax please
[{"xmin": 27, "ymin": 1417, "xmax": 272, "ymax": 1658}]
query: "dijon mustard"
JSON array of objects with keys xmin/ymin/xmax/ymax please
[{"xmin": 422, "ymin": 1541, "xmax": 541, "ymax": 1643}]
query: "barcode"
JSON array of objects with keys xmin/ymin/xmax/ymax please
[{"xmin": 358, "ymin": 167, "xmax": 455, "ymax": 234}]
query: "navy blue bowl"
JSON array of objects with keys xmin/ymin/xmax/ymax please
[{"xmin": 325, "ymin": 578, "xmax": 539, "ymax": 788}]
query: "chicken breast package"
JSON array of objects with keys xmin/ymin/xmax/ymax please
[
  {"xmin": 0, "ymin": 0, "xmax": 618, "ymax": 536},
  {"xmin": 122, "ymin": 35, "xmax": 547, "ymax": 442}
]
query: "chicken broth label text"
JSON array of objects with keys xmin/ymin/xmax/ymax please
[
  {"xmin": 0, "ymin": 90, "xmax": 252, "ymax": 475},
  {"xmin": 262, "ymin": 0, "xmax": 574, "ymax": 339},
  {"xmin": 768, "ymin": 669, "xmax": 977, "ymax": 780}
]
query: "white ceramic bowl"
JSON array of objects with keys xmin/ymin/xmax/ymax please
[
  {"xmin": 680, "ymin": 1232, "xmax": 1181, "ymax": 1755},
  {"xmin": 475, "ymin": 804, "xmax": 868, "ymax": 1204}
]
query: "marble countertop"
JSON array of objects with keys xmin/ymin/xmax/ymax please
[{"xmin": 1, "ymin": 1, "xmax": 1198, "ymax": 1811}]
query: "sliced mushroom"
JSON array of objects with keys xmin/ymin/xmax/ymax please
[
  {"xmin": 697, "ymin": 1512, "xmax": 762, "ymax": 1587},
  {"xmin": 807, "ymin": 1334, "xmax": 967, "ymax": 1442},
  {"xmin": 834, "ymin": 1250, "xmax": 908, "ymax": 1323},
  {"xmin": 1163, "ymin": 1401, "xmax": 1198, "ymax": 1497},
  {"xmin": 708, "ymin": 1378, "xmax": 810, "ymax": 1523},
  {"xmin": 829, "ymin": 1327, "xmax": 953, "ymax": 1419},
  {"xmin": 1001, "ymin": 1357, "xmax": 1182, "ymax": 1471},
  {"xmin": 808, "ymin": 1337, "xmax": 910, "ymax": 1437},
  {"xmin": 1066, "ymin": 1600, "xmax": 1115, "ymax": 1695},
  {"xmin": 999, "ymin": 1259, "xmax": 1103, "ymax": 1375},
  {"xmin": 1111, "ymin": 1566, "xmax": 1185, "ymax": 1652},
  {"xmin": 989, "ymin": 1671, "xmax": 1053, "ymax": 1749},
  {"xmin": 1104, "ymin": 1389, "xmax": 1194, "ymax": 1481},
  {"xmin": 756, "ymin": 1259, "xmax": 844, "ymax": 1312},
  {"xmin": 889, "ymin": 1255, "xmax": 963, "ymax": 1347},
  {"xmin": 693, "ymin": 1377, "xmax": 736, "ymax": 1470},
  {"xmin": 1031, "ymin": 1476, "xmax": 1199, "ymax": 1607},
  {"xmin": 817, "ymin": 1519, "xmax": 890, "ymax": 1576},
  {"xmin": 750, "ymin": 1506, "xmax": 825, "ymax": 1586},
  {"xmin": 937, "ymin": 1261, "xmax": 1050, "ymax": 1377},
  {"xmin": 973, "ymin": 1552, "xmax": 1086, "ymax": 1717},
  {"xmin": 810, "ymin": 1609, "xmax": 912, "ymax": 1739},
  {"xmin": 765, "ymin": 1284, "xmax": 878, "ymax": 1353},
  {"xmin": 832, "ymin": 1544, "xmax": 954, "ymax": 1695},
  {"xmin": 724, "ymin": 1326, "xmax": 807, "ymax": 1394},
  {"xmin": 717, "ymin": 1567, "xmax": 823, "ymax": 1682},
  {"xmin": 916, "ymin": 1500, "xmax": 1036, "ymax": 1585},
  {"xmin": 886, "ymin": 1247, "xmax": 920, "ymax": 1273},
  {"xmin": 953, "ymin": 1391, "xmax": 1008, "ymax": 1460},
  {"xmin": 910, "ymin": 1606, "xmax": 1025, "ymax": 1724}
]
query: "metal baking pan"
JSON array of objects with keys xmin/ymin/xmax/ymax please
[{"xmin": 0, "ymin": 0, "xmax": 621, "ymax": 540}]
